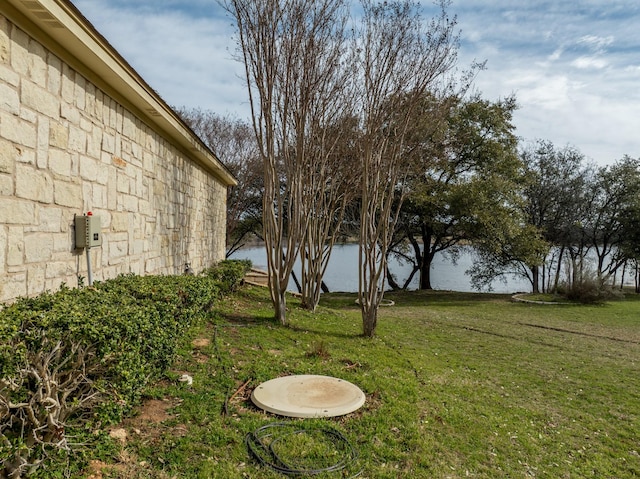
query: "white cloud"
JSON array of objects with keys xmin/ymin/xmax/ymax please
[
  {"xmin": 521, "ymin": 79, "xmax": 571, "ymax": 110},
  {"xmin": 571, "ymin": 56, "xmax": 609, "ymax": 70},
  {"xmin": 577, "ymin": 35, "xmax": 614, "ymax": 52},
  {"xmin": 453, "ymin": 2, "xmax": 640, "ymax": 164},
  {"xmin": 548, "ymin": 48, "xmax": 564, "ymax": 62},
  {"xmin": 515, "ymin": 91, "xmax": 640, "ymax": 163}
]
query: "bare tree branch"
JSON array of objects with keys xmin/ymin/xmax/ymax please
[
  {"xmin": 356, "ymin": 0, "xmax": 460, "ymax": 336},
  {"xmin": 223, "ymin": 0, "xmax": 352, "ymax": 324}
]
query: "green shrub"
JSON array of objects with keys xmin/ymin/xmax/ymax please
[
  {"xmin": 560, "ymin": 275, "xmax": 623, "ymax": 304},
  {"xmin": 0, "ymin": 261, "xmax": 248, "ymax": 478},
  {"xmin": 204, "ymin": 259, "xmax": 251, "ymax": 293}
]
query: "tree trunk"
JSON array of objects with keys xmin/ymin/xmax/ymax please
[
  {"xmin": 291, "ymin": 269, "xmax": 302, "ymax": 294},
  {"xmin": 420, "ymin": 257, "xmax": 432, "ymax": 290},
  {"xmin": 419, "ymin": 227, "xmax": 434, "ymax": 290},
  {"xmin": 386, "ymin": 266, "xmax": 401, "ymax": 290},
  {"xmin": 271, "ymin": 283, "xmax": 288, "ymax": 325},
  {"xmin": 552, "ymin": 245, "xmax": 565, "ymax": 293},
  {"xmin": 300, "ymin": 245, "xmax": 336, "ymax": 311},
  {"xmin": 359, "ymin": 237, "xmax": 384, "ymax": 337},
  {"xmin": 531, "ymin": 265, "xmax": 540, "ymax": 293},
  {"xmin": 361, "ymin": 293, "xmax": 379, "ymax": 338},
  {"xmin": 401, "ymin": 266, "xmax": 420, "ymax": 289}
]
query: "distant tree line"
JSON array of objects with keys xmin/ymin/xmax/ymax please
[
  {"xmin": 469, "ymin": 143, "xmax": 640, "ymax": 297},
  {"xmin": 179, "ymin": 100, "xmax": 640, "ymax": 324}
]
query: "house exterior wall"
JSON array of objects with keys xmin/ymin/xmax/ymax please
[{"xmin": 0, "ymin": 14, "xmax": 227, "ymax": 303}]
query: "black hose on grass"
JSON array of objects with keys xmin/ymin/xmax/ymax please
[{"xmin": 246, "ymin": 422, "xmax": 361, "ymax": 477}]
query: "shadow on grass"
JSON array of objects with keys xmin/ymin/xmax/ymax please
[
  {"xmin": 460, "ymin": 324, "xmax": 565, "ymax": 350},
  {"xmin": 215, "ymin": 286, "xmax": 276, "ymax": 325},
  {"xmin": 219, "ymin": 312, "xmax": 275, "ymax": 325},
  {"xmin": 520, "ymin": 322, "xmax": 640, "ymax": 344},
  {"xmin": 321, "ymin": 290, "xmax": 513, "ymax": 310},
  {"xmin": 288, "ymin": 323, "xmax": 364, "ymax": 340}
]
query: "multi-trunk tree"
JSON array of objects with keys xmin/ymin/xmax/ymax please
[
  {"xmin": 299, "ymin": 115, "xmax": 361, "ymax": 311},
  {"xmin": 355, "ymin": 0, "xmax": 460, "ymax": 336},
  {"xmin": 468, "ymin": 140, "xmax": 589, "ymax": 293},
  {"xmin": 467, "ymin": 143, "xmax": 640, "ymax": 296},
  {"xmin": 226, "ymin": 0, "xmax": 463, "ymax": 333},
  {"xmin": 223, "ymin": 0, "xmax": 352, "ymax": 324},
  {"xmin": 618, "ymin": 188, "xmax": 640, "ymax": 292},
  {"xmin": 519, "ymin": 141, "xmax": 592, "ymax": 292}
]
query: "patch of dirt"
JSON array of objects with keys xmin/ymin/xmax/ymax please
[
  {"xmin": 85, "ymin": 460, "xmax": 109, "ymax": 479},
  {"xmin": 134, "ymin": 398, "xmax": 176, "ymax": 424},
  {"xmin": 109, "ymin": 428, "xmax": 128, "ymax": 444},
  {"xmin": 192, "ymin": 337, "xmax": 211, "ymax": 348},
  {"xmin": 88, "ymin": 399, "xmax": 184, "ymax": 478},
  {"xmin": 119, "ymin": 398, "xmax": 182, "ymax": 442},
  {"xmin": 84, "ymin": 458, "xmax": 128, "ymax": 479},
  {"xmin": 172, "ymin": 424, "xmax": 189, "ymax": 437},
  {"xmin": 193, "ymin": 352, "xmax": 210, "ymax": 363},
  {"xmin": 84, "ymin": 451, "xmax": 175, "ymax": 479}
]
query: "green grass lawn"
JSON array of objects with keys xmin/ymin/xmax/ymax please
[{"xmin": 88, "ymin": 287, "xmax": 640, "ymax": 478}]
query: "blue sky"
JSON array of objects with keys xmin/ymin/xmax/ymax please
[{"xmin": 71, "ymin": 0, "xmax": 640, "ymax": 166}]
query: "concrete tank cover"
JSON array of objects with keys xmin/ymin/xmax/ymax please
[{"xmin": 251, "ymin": 375, "xmax": 366, "ymax": 418}]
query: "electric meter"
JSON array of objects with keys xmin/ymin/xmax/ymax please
[{"xmin": 75, "ymin": 213, "xmax": 102, "ymax": 248}]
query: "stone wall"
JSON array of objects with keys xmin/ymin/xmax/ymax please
[{"xmin": 0, "ymin": 15, "xmax": 227, "ymax": 303}]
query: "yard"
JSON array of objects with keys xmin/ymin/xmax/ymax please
[{"xmin": 86, "ymin": 286, "xmax": 640, "ymax": 478}]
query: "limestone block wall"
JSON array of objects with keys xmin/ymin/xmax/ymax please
[{"xmin": 0, "ymin": 15, "xmax": 227, "ymax": 303}]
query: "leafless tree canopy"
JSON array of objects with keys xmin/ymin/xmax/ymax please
[
  {"xmin": 356, "ymin": 0, "xmax": 460, "ymax": 336},
  {"xmin": 223, "ymin": 0, "xmax": 352, "ymax": 324},
  {"xmin": 224, "ymin": 0, "xmax": 461, "ymax": 331},
  {"xmin": 300, "ymin": 115, "xmax": 361, "ymax": 311}
]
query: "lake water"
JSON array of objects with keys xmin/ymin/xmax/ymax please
[{"xmin": 230, "ymin": 244, "xmax": 532, "ymax": 293}]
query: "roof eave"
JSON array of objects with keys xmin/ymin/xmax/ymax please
[{"xmin": 3, "ymin": 0, "xmax": 238, "ymax": 187}]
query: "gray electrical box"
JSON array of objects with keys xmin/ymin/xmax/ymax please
[{"xmin": 75, "ymin": 214, "xmax": 102, "ymax": 248}]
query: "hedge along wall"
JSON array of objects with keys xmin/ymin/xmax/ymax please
[{"xmin": 0, "ymin": 13, "xmax": 228, "ymax": 303}]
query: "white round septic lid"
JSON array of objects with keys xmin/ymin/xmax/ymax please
[{"xmin": 251, "ymin": 375, "xmax": 366, "ymax": 418}]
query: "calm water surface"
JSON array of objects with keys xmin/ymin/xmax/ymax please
[{"xmin": 230, "ymin": 244, "xmax": 531, "ymax": 293}]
